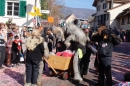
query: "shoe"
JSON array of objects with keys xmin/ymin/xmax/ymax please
[
  {"xmin": 24, "ymin": 83, "xmax": 31, "ymax": 86},
  {"xmin": 7, "ymin": 65, "xmax": 12, "ymax": 67},
  {"xmin": 0, "ymin": 66, "xmax": 4, "ymax": 69},
  {"xmin": 12, "ymin": 64, "xmax": 14, "ymax": 67},
  {"xmin": 31, "ymin": 84, "xmax": 38, "ymax": 86},
  {"xmin": 16, "ymin": 63, "xmax": 21, "ymax": 66}
]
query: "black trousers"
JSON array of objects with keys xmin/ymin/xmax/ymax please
[
  {"xmin": 11, "ymin": 51, "xmax": 20, "ymax": 64},
  {"xmin": 0, "ymin": 46, "xmax": 5, "ymax": 67},
  {"xmin": 98, "ymin": 57, "xmax": 112, "ymax": 85},
  {"xmin": 80, "ymin": 48, "xmax": 91, "ymax": 77},
  {"xmin": 26, "ymin": 60, "xmax": 40, "ymax": 84}
]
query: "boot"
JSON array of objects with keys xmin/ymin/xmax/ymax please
[
  {"xmin": 24, "ymin": 83, "xmax": 31, "ymax": 86},
  {"xmin": 73, "ymin": 51, "xmax": 83, "ymax": 82},
  {"xmin": 96, "ymin": 80, "xmax": 104, "ymax": 86}
]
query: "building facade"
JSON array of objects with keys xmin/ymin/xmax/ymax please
[
  {"xmin": 116, "ymin": 7, "xmax": 130, "ymax": 30},
  {"xmin": 0, "ymin": 0, "xmax": 41, "ymax": 27},
  {"xmin": 91, "ymin": 0, "xmax": 130, "ymax": 30}
]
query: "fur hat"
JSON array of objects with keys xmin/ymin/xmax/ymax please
[{"xmin": 98, "ymin": 26, "xmax": 107, "ymax": 36}]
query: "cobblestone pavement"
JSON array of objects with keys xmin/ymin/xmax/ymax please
[{"xmin": 0, "ymin": 42, "xmax": 130, "ymax": 86}]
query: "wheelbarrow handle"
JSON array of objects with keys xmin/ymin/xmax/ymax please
[{"xmin": 44, "ymin": 57, "xmax": 58, "ymax": 74}]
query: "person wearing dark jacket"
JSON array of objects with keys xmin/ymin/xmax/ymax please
[
  {"xmin": 91, "ymin": 26, "xmax": 122, "ymax": 86},
  {"xmin": 24, "ymin": 29, "xmax": 49, "ymax": 86}
]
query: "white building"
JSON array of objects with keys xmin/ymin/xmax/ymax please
[
  {"xmin": 65, "ymin": 14, "xmax": 77, "ymax": 23},
  {"xmin": 91, "ymin": 0, "xmax": 130, "ymax": 30},
  {"xmin": 0, "ymin": 0, "xmax": 41, "ymax": 27},
  {"xmin": 116, "ymin": 7, "xmax": 130, "ymax": 30}
]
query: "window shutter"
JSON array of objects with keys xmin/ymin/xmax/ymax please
[
  {"xmin": 19, "ymin": 0, "xmax": 26, "ymax": 18},
  {"xmin": 0, "ymin": 0, "xmax": 5, "ymax": 16}
]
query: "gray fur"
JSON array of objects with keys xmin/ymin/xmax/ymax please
[
  {"xmin": 73, "ymin": 51, "xmax": 83, "ymax": 81},
  {"xmin": 64, "ymin": 23, "xmax": 87, "ymax": 46},
  {"xmin": 63, "ymin": 23, "xmax": 87, "ymax": 81},
  {"xmin": 43, "ymin": 42, "xmax": 49, "ymax": 59}
]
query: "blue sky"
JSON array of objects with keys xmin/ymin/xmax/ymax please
[{"xmin": 64, "ymin": 0, "xmax": 95, "ymax": 9}]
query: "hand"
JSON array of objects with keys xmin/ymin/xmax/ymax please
[{"xmin": 64, "ymin": 42, "xmax": 71, "ymax": 48}]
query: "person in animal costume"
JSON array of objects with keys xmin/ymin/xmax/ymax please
[
  {"xmin": 53, "ymin": 26, "xmax": 66, "ymax": 52},
  {"xmin": 91, "ymin": 26, "xmax": 122, "ymax": 86},
  {"xmin": 63, "ymin": 23, "xmax": 87, "ymax": 81},
  {"xmin": 24, "ymin": 29, "xmax": 49, "ymax": 86}
]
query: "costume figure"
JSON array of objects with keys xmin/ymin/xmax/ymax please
[
  {"xmin": 6, "ymin": 33, "xmax": 13, "ymax": 67},
  {"xmin": 24, "ymin": 29, "xmax": 49, "ymax": 86},
  {"xmin": 53, "ymin": 27, "xmax": 66, "ymax": 52},
  {"xmin": 63, "ymin": 23, "xmax": 87, "ymax": 81},
  {"xmin": 91, "ymin": 26, "xmax": 122, "ymax": 86}
]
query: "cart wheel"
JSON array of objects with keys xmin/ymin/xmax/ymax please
[{"xmin": 63, "ymin": 72, "xmax": 68, "ymax": 80}]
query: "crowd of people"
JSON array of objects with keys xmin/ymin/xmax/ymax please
[{"xmin": 0, "ymin": 18, "xmax": 123, "ymax": 86}]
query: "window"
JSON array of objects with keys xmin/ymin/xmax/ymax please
[
  {"xmin": 108, "ymin": 2, "xmax": 111, "ymax": 9},
  {"xmin": 128, "ymin": 17, "xmax": 130, "ymax": 24},
  {"xmin": 0, "ymin": 0, "xmax": 26, "ymax": 17},
  {"xmin": 100, "ymin": 0, "xmax": 104, "ymax": 2},
  {"xmin": 98, "ymin": 15, "xmax": 101, "ymax": 25},
  {"xmin": 97, "ymin": 5, "xmax": 101, "ymax": 11},
  {"xmin": 103, "ymin": 3, "xmax": 107, "ymax": 9},
  {"xmin": 106, "ymin": 14, "xmax": 110, "ymax": 20},
  {"xmin": 7, "ymin": 1, "xmax": 19, "ymax": 16},
  {"xmin": 121, "ymin": 18, "xmax": 125, "ymax": 25}
]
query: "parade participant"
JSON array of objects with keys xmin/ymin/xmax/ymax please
[
  {"xmin": 91, "ymin": 26, "xmax": 122, "ymax": 86},
  {"xmin": 24, "ymin": 29, "xmax": 49, "ymax": 86},
  {"xmin": 63, "ymin": 23, "xmax": 87, "ymax": 81},
  {"xmin": 46, "ymin": 28, "xmax": 55, "ymax": 52},
  {"xmin": 53, "ymin": 26, "xmax": 65, "ymax": 52},
  {"xmin": 0, "ymin": 23, "xmax": 6, "ymax": 69},
  {"xmin": 6, "ymin": 33, "xmax": 13, "ymax": 67},
  {"xmin": 6, "ymin": 18, "xmax": 13, "ymax": 25},
  {"xmin": 80, "ymin": 28, "xmax": 97, "ymax": 77}
]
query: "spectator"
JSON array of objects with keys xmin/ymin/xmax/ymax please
[{"xmin": 0, "ymin": 23, "xmax": 6, "ymax": 69}]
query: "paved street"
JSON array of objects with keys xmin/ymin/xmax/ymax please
[{"xmin": 0, "ymin": 42, "xmax": 130, "ymax": 86}]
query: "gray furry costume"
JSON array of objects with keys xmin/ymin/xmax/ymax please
[
  {"xmin": 24, "ymin": 35, "xmax": 49, "ymax": 86},
  {"xmin": 63, "ymin": 23, "xmax": 87, "ymax": 81}
]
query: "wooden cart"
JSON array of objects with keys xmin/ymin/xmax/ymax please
[{"xmin": 45, "ymin": 55, "xmax": 73, "ymax": 80}]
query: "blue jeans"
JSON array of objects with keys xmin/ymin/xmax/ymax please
[{"xmin": 26, "ymin": 60, "xmax": 40, "ymax": 84}]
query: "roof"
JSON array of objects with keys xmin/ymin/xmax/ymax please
[
  {"xmin": 89, "ymin": 19, "xmax": 94, "ymax": 23},
  {"xmin": 92, "ymin": 13, "xmax": 96, "ymax": 16},
  {"xmin": 107, "ymin": 2, "xmax": 130, "ymax": 11},
  {"xmin": 65, "ymin": 14, "xmax": 77, "ymax": 20},
  {"xmin": 93, "ymin": 0, "xmax": 130, "ymax": 7},
  {"xmin": 116, "ymin": 7, "xmax": 130, "ymax": 18}
]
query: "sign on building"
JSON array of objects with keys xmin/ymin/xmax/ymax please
[
  {"xmin": 41, "ymin": 10, "xmax": 50, "ymax": 14},
  {"xmin": 48, "ymin": 17, "xmax": 54, "ymax": 23}
]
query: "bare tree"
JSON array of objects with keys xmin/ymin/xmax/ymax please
[{"xmin": 46, "ymin": 0, "xmax": 64, "ymax": 25}]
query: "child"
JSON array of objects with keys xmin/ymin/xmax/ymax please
[
  {"xmin": 6, "ymin": 33, "xmax": 13, "ymax": 67},
  {"xmin": 11, "ymin": 35, "xmax": 23, "ymax": 67}
]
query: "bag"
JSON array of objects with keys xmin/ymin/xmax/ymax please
[
  {"xmin": 20, "ymin": 53, "xmax": 24, "ymax": 62},
  {"xmin": 98, "ymin": 42, "xmax": 111, "ymax": 57}
]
